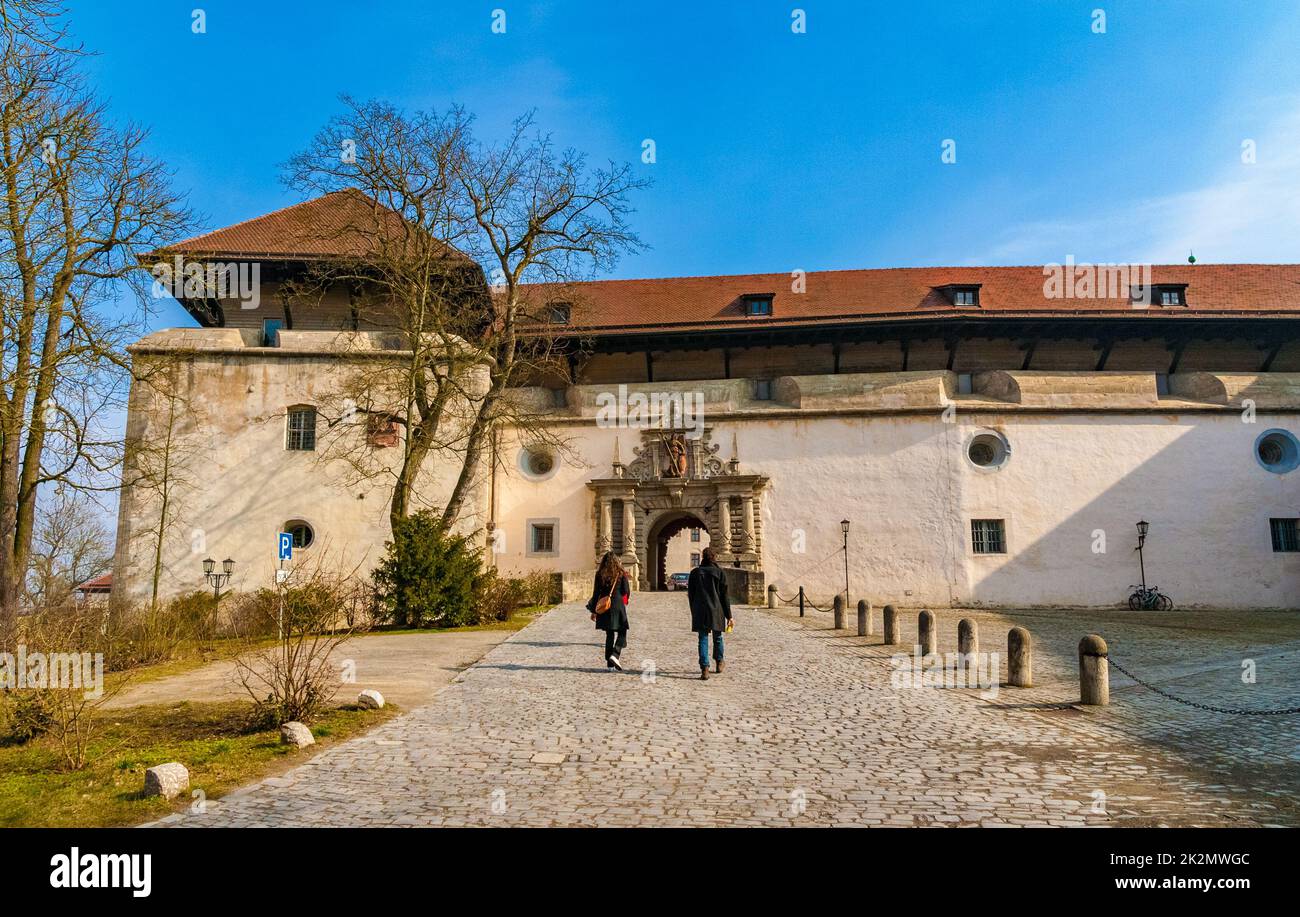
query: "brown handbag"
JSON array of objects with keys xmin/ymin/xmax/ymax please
[{"xmin": 594, "ymin": 576, "xmax": 619, "ymax": 615}]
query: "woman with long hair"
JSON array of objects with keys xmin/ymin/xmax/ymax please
[{"xmin": 587, "ymin": 551, "xmax": 631, "ymax": 670}]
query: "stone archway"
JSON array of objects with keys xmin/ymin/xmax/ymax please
[
  {"xmin": 647, "ymin": 511, "xmax": 706, "ymax": 590},
  {"xmin": 587, "ymin": 426, "xmax": 768, "ymax": 594}
]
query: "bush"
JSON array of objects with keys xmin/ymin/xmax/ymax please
[
  {"xmin": 0, "ymin": 691, "xmax": 52, "ymax": 745},
  {"xmin": 477, "ymin": 569, "xmax": 556, "ymax": 624},
  {"xmin": 372, "ymin": 511, "xmax": 485, "ymax": 628}
]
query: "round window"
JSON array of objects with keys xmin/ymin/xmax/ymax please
[
  {"xmin": 1255, "ymin": 429, "xmax": 1300, "ymax": 474},
  {"xmin": 519, "ymin": 446, "xmax": 557, "ymax": 480},
  {"xmin": 285, "ymin": 521, "xmax": 314, "ymax": 549},
  {"xmin": 967, "ymin": 432, "xmax": 1010, "ymax": 470}
]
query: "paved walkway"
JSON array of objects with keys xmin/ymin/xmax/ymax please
[
  {"xmin": 107, "ymin": 629, "xmax": 511, "ymax": 711},
  {"xmin": 156, "ymin": 594, "xmax": 1300, "ymax": 827}
]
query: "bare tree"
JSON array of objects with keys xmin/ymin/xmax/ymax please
[
  {"xmin": 117, "ymin": 353, "xmax": 198, "ymax": 611},
  {"xmin": 24, "ymin": 484, "xmax": 111, "ymax": 609},
  {"xmin": 0, "ymin": 5, "xmax": 190, "ymax": 636},
  {"xmin": 282, "ymin": 99, "xmax": 645, "ymax": 533}
]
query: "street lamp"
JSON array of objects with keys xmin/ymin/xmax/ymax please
[
  {"xmin": 202, "ymin": 557, "xmax": 235, "ymax": 642},
  {"xmin": 1134, "ymin": 521, "xmax": 1149, "ymax": 592},
  {"xmin": 840, "ymin": 519, "xmax": 851, "ymax": 609}
]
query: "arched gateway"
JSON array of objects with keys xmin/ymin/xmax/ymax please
[{"xmin": 587, "ymin": 426, "xmax": 768, "ymax": 601}]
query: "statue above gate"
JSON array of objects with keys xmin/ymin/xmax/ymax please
[{"xmin": 621, "ymin": 426, "xmax": 735, "ymax": 482}]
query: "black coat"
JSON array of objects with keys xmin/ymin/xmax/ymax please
[
  {"xmin": 587, "ymin": 573, "xmax": 630, "ymax": 632},
  {"xmin": 687, "ymin": 563, "xmax": 732, "ymax": 633}
]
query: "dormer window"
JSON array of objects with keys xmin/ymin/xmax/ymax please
[
  {"xmin": 935, "ymin": 284, "xmax": 981, "ymax": 307},
  {"xmin": 1156, "ymin": 285, "xmax": 1187, "ymax": 306},
  {"xmin": 547, "ymin": 302, "xmax": 571, "ymax": 324},
  {"xmin": 742, "ymin": 293, "xmax": 774, "ymax": 317},
  {"xmin": 1132, "ymin": 284, "xmax": 1188, "ymax": 307}
]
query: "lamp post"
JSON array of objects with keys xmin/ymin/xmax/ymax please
[
  {"xmin": 202, "ymin": 557, "xmax": 235, "ymax": 642},
  {"xmin": 840, "ymin": 519, "xmax": 851, "ymax": 609},
  {"xmin": 1135, "ymin": 521, "xmax": 1149, "ymax": 592}
]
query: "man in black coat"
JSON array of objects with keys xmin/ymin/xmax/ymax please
[{"xmin": 687, "ymin": 547, "xmax": 732, "ymax": 680}]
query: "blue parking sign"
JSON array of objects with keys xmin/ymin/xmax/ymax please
[{"xmin": 278, "ymin": 532, "xmax": 293, "ymax": 561}]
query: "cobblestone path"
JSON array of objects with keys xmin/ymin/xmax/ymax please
[{"xmin": 156, "ymin": 594, "xmax": 1299, "ymax": 827}]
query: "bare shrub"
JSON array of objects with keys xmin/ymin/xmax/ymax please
[
  {"xmin": 476, "ymin": 569, "xmax": 556, "ymax": 624},
  {"xmin": 1, "ymin": 602, "xmax": 127, "ymax": 769},
  {"xmin": 99, "ymin": 592, "xmax": 208, "ymax": 670},
  {"xmin": 232, "ymin": 553, "xmax": 367, "ymax": 727}
]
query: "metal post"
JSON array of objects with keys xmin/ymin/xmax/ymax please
[
  {"xmin": 798, "ymin": 586, "xmax": 805, "ymax": 618},
  {"xmin": 833, "ymin": 595, "xmax": 844, "ymax": 630},
  {"xmin": 842, "ymin": 527, "xmax": 850, "ymax": 611}
]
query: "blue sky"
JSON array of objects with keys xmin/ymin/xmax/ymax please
[{"xmin": 66, "ymin": 0, "xmax": 1300, "ymax": 331}]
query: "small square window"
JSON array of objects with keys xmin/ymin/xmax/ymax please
[
  {"xmin": 366, "ymin": 413, "xmax": 399, "ymax": 448},
  {"xmin": 286, "ymin": 407, "xmax": 317, "ymax": 451},
  {"xmin": 548, "ymin": 302, "xmax": 571, "ymax": 324},
  {"xmin": 531, "ymin": 524, "xmax": 554, "ymax": 553},
  {"xmin": 971, "ymin": 518, "xmax": 1006, "ymax": 554},
  {"xmin": 952, "ymin": 289, "xmax": 977, "ymax": 306},
  {"xmin": 690, "ymin": 528, "xmax": 701, "ymax": 542},
  {"xmin": 956, "ymin": 372, "xmax": 973, "ymax": 395},
  {"xmin": 527, "ymin": 519, "xmax": 559, "ymax": 556},
  {"xmin": 690, "ymin": 552, "xmax": 701, "ymax": 567},
  {"xmin": 754, "ymin": 379, "xmax": 773, "ymax": 400},
  {"xmin": 1270, "ymin": 518, "xmax": 1300, "ymax": 553},
  {"xmin": 1155, "ymin": 373, "xmax": 1170, "ymax": 396},
  {"xmin": 743, "ymin": 294, "xmax": 773, "ymax": 316}
]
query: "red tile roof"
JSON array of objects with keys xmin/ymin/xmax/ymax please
[
  {"xmin": 525, "ymin": 264, "xmax": 1300, "ymax": 335},
  {"xmin": 160, "ymin": 190, "xmax": 1300, "ymax": 332},
  {"xmin": 158, "ymin": 188, "xmax": 468, "ymax": 263},
  {"xmin": 76, "ymin": 573, "xmax": 112, "ymax": 593}
]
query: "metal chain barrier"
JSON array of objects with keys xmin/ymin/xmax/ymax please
[
  {"xmin": 770, "ymin": 588, "xmax": 833, "ymax": 613},
  {"xmin": 1108, "ymin": 656, "xmax": 1300, "ymax": 717}
]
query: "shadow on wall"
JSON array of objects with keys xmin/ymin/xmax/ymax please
[{"xmin": 965, "ymin": 414, "xmax": 1300, "ymax": 610}]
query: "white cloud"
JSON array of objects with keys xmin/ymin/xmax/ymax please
[{"xmin": 981, "ymin": 104, "xmax": 1300, "ymax": 265}]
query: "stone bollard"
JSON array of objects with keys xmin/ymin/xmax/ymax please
[
  {"xmin": 1007, "ymin": 626, "xmax": 1032, "ymax": 687},
  {"xmin": 857, "ymin": 599, "xmax": 872, "ymax": 637},
  {"xmin": 280, "ymin": 721, "xmax": 316, "ymax": 747},
  {"xmin": 918, "ymin": 609, "xmax": 936, "ymax": 656},
  {"xmin": 833, "ymin": 595, "xmax": 844, "ymax": 630},
  {"xmin": 1078, "ymin": 634, "xmax": 1109, "ymax": 706},
  {"xmin": 883, "ymin": 604, "xmax": 899, "ymax": 645},
  {"xmin": 767, "ymin": 585, "xmax": 778, "ymax": 609},
  {"xmin": 143, "ymin": 762, "xmax": 189, "ymax": 800},
  {"xmin": 357, "ymin": 689, "xmax": 385, "ymax": 710},
  {"xmin": 957, "ymin": 618, "xmax": 978, "ymax": 678}
]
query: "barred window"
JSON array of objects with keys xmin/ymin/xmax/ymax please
[
  {"xmin": 971, "ymin": 519, "xmax": 1006, "ymax": 554},
  {"xmin": 1270, "ymin": 518, "xmax": 1300, "ymax": 553},
  {"xmin": 286, "ymin": 407, "xmax": 317, "ymax": 451},
  {"xmin": 531, "ymin": 523, "xmax": 555, "ymax": 554}
]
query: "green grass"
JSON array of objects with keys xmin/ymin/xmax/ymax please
[{"xmin": 0, "ymin": 700, "xmax": 396, "ymax": 827}]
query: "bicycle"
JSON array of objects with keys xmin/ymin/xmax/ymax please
[{"xmin": 1127, "ymin": 584, "xmax": 1174, "ymax": 611}]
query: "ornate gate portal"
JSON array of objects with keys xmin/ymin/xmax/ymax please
[{"xmin": 587, "ymin": 426, "xmax": 768, "ymax": 592}]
